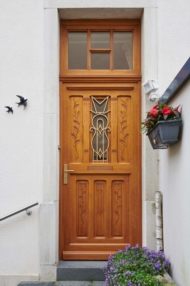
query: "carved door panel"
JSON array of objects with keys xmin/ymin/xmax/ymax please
[{"xmin": 59, "ymin": 82, "xmax": 141, "ymax": 260}]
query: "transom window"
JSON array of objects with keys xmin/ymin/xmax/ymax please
[
  {"xmin": 60, "ymin": 20, "xmax": 141, "ymax": 76},
  {"xmin": 68, "ymin": 31, "xmax": 133, "ymax": 70}
]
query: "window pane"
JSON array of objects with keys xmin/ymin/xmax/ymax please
[
  {"xmin": 113, "ymin": 32, "xmax": 133, "ymax": 70},
  {"xmin": 91, "ymin": 53, "xmax": 110, "ymax": 69},
  {"xmin": 91, "ymin": 32, "xmax": 110, "ymax": 48},
  {"xmin": 90, "ymin": 97, "xmax": 110, "ymax": 162},
  {"xmin": 68, "ymin": 32, "xmax": 87, "ymax": 69}
]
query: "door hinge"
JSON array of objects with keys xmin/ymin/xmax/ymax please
[{"xmin": 58, "ymin": 145, "xmax": 61, "ymax": 150}]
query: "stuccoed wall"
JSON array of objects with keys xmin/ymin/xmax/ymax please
[
  {"xmin": 0, "ymin": 0, "xmax": 44, "ymax": 284},
  {"xmin": 158, "ymin": 1, "xmax": 190, "ymax": 286},
  {"xmin": 0, "ymin": 0, "xmax": 189, "ymax": 285},
  {"xmin": 159, "ymin": 81, "xmax": 190, "ymax": 286},
  {"xmin": 158, "ymin": 0, "xmax": 190, "ymax": 95}
]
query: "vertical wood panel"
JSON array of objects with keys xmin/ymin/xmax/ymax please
[
  {"xmin": 117, "ymin": 96, "xmax": 131, "ymax": 163},
  {"xmin": 83, "ymin": 97, "xmax": 90, "ymax": 163},
  {"xmin": 70, "ymin": 96, "xmax": 83, "ymax": 162},
  {"xmin": 77, "ymin": 180, "xmax": 89, "ymax": 237},
  {"xmin": 88, "ymin": 178, "xmax": 94, "ymax": 239},
  {"xmin": 94, "ymin": 181, "xmax": 106, "ymax": 236},
  {"xmin": 111, "ymin": 181, "xmax": 123, "ymax": 236},
  {"xmin": 111, "ymin": 97, "xmax": 117, "ymax": 163}
]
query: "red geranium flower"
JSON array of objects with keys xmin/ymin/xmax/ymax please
[
  {"xmin": 141, "ymin": 103, "xmax": 181, "ymax": 133},
  {"xmin": 150, "ymin": 108, "xmax": 159, "ymax": 116},
  {"xmin": 152, "ymin": 104, "xmax": 159, "ymax": 109},
  {"xmin": 161, "ymin": 107, "xmax": 172, "ymax": 115}
]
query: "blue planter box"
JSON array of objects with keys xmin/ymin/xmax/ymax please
[{"xmin": 147, "ymin": 119, "xmax": 182, "ymax": 149}]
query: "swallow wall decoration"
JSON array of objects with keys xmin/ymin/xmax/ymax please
[
  {"xmin": 5, "ymin": 106, "xmax": 13, "ymax": 113},
  {"xmin": 16, "ymin": 95, "xmax": 28, "ymax": 109}
]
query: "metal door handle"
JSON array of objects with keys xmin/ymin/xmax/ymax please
[{"xmin": 64, "ymin": 164, "xmax": 74, "ymax": 184}]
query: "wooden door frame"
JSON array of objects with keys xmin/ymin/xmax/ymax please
[
  {"xmin": 59, "ymin": 19, "xmax": 142, "ymax": 260},
  {"xmin": 60, "ymin": 19, "xmax": 141, "ymax": 77}
]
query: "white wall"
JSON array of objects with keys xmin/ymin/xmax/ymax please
[
  {"xmin": 157, "ymin": 1, "xmax": 190, "ymax": 286},
  {"xmin": 0, "ymin": 0, "xmax": 44, "ymax": 283},
  {"xmin": 158, "ymin": 0, "xmax": 190, "ymax": 95},
  {"xmin": 0, "ymin": 0, "xmax": 190, "ymax": 285},
  {"xmin": 160, "ymin": 82, "xmax": 190, "ymax": 286}
]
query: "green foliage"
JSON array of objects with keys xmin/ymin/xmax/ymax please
[
  {"xmin": 141, "ymin": 102, "xmax": 181, "ymax": 134},
  {"xmin": 103, "ymin": 245, "xmax": 170, "ymax": 286}
]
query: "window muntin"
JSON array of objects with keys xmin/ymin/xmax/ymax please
[{"xmin": 68, "ymin": 30, "xmax": 133, "ymax": 70}]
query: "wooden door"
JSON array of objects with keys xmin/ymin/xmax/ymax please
[{"xmin": 59, "ymin": 82, "xmax": 141, "ymax": 260}]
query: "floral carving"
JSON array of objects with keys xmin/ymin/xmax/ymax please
[
  {"xmin": 119, "ymin": 99, "xmax": 129, "ymax": 161},
  {"xmin": 71, "ymin": 99, "xmax": 80, "ymax": 160},
  {"xmin": 114, "ymin": 183, "xmax": 122, "ymax": 224},
  {"xmin": 78, "ymin": 183, "xmax": 86, "ymax": 225}
]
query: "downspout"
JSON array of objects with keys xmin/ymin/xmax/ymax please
[{"xmin": 155, "ymin": 191, "xmax": 163, "ymax": 251}]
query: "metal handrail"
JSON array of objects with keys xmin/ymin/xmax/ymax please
[{"xmin": 0, "ymin": 202, "xmax": 39, "ymax": 221}]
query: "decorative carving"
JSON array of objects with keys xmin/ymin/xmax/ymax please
[
  {"xmin": 71, "ymin": 99, "xmax": 80, "ymax": 160},
  {"xmin": 90, "ymin": 97, "xmax": 111, "ymax": 162},
  {"xmin": 77, "ymin": 181, "xmax": 88, "ymax": 237},
  {"xmin": 119, "ymin": 99, "xmax": 129, "ymax": 161},
  {"xmin": 114, "ymin": 183, "xmax": 122, "ymax": 224},
  {"xmin": 78, "ymin": 183, "xmax": 87, "ymax": 225},
  {"xmin": 112, "ymin": 181, "xmax": 122, "ymax": 237}
]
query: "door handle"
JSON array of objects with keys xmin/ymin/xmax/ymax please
[{"xmin": 64, "ymin": 164, "xmax": 74, "ymax": 184}]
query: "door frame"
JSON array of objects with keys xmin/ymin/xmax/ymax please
[
  {"xmin": 41, "ymin": 7, "xmax": 159, "ymax": 279},
  {"xmin": 59, "ymin": 20, "xmax": 142, "ymax": 260}
]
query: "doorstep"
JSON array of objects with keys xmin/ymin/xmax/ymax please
[
  {"xmin": 18, "ymin": 282, "xmax": 104, "ymax": 286},
  {"xmin": 57, "ymin": 261, "xmax": 106, "ymax": 281}
]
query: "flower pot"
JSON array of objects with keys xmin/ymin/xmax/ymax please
[{"xmin": 147, "ymin": 119, "xmax": 182, "ymax": 149}]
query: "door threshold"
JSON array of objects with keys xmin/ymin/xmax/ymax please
[{"xmin": 57, "ymin": 261, "xmax": 106, "ymax": 281}]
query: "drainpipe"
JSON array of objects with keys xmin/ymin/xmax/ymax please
[{"xmin": 155, "ymin": 191, "xmax": 163, "ymax": 251}]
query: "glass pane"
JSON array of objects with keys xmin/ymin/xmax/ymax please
[
  {"xmin": 91, "ymin": 53, "xmax": 110, "ymax": 70},
  {"xmin": 91, "ymin": 32, "xmax": 110, "ymax": 48},
  {"xmin": 90, "ymin": 97, "xmax": 111, "ymax": 162},
  {"xmin": 68, "ymin": 32, "xmax": 87, "ymax": 69},
  {"xmin": 113, "ymin": 32, "xmax": 133, "ymax": 70}
]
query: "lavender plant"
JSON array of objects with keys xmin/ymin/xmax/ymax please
[{"xmin": 103, "ymin": 245, "xmax": 170, "ymax": 286}]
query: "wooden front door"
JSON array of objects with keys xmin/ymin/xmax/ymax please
[{"xmin": 59, "ymin": 20, "xmax": 141, "ymax": 260}]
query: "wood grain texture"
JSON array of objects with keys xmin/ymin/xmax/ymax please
[
  {"xmin": 118, "ymin": 96, "xmax": 131, "ymax": 163},
  {"xmin": 112, "ymin": 181, "xmax": 123, "ymax": 236},
  {"xmin": 60, "ymin": 20, "xmax": 141, "ymax": 77},
  {"xmin": 87, "ymin": 166, "xmax": 113, "ymax": 170},
  {"xmin": 70, "ymin": 97, "xmax": 83, "ymax": 162},
  {"xmin": 94, "ymin": 181, "xmax": 105, "ymax": 237},
  {"xmin": 59, "ymin": 20, "xmax": 141, "ymax": 260},
  {"xmin": 77, "ymin": 181, "xmax": 88, "ymax": 237},
  {"xmin": 60, "ymin": 83, "xmax": 141, "ymax": 259}
]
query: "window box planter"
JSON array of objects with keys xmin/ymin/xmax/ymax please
[{"xmin": 147, "ymin": 119, "xmax": 182, "ymax": 149}]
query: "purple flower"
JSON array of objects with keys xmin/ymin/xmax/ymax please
[
  {"xmin": 164, "ymin": 259, "xmax": 170, "ymax": 267},
  {"xmin": 119, "ymin": 260, "xmax": 124, "ymax": 266}
]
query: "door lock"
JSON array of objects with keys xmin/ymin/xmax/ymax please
[{"xmin": 64, "ymin": 164, "xmax": 74, "ymax": 184}]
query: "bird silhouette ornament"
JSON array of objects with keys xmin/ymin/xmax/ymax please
[
  {"xmin": 5, "ymin": 106, "xmax": 13, "ymax": 113},
  {"xmin": 16, "ymin": 95, "xmax": 28, "ymax": 109}
]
